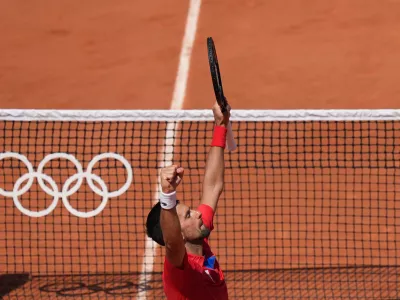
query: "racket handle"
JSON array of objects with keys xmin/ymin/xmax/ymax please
[{"xmin": 226, "ymin": 122, "xmax": 237, "ymax": 152}]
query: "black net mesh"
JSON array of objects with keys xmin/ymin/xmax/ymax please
[{"xmin": 0, "ymin": 119, "xmax": 399, "ymax": 299}]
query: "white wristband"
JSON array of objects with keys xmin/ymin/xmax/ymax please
[{"xmin": 159, "ymin": 190, "xmax": 177, "ymax": 209}]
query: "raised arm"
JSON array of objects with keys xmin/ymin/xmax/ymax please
[
  {"xmin": 201, "ymin": 103, "xmax": 231, "ymax": 212},
  {"xmin": 160, "ymin": 165, "xmax": 186, "ymax": 268}
]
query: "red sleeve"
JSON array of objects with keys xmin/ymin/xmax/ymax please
[
  {"xmin": 197, "ymin": 204, "xmax": 214, "ymax": 232},
  {"xmin": 164, "ymin": 252, "xmax": 188, "ymax": 288}
]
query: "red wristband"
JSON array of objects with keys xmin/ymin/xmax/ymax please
[{"xmin": 211, "ymin": 125, "xmax": 227, "ymax": 148}]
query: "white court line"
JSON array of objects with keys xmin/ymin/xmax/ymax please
[
  {"xmin": 170, "ymin": 0, "xmax": 202, "ymax": 110},
  {"xmin": 136, "ymin": 0, "xmax": 202, "ymax": 298}
]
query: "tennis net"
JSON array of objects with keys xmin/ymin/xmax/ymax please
[{"xmin": 0, "ymin": 109, "xmax": 399, "ymax": 299}]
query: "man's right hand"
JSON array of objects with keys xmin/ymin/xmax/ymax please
[
  {"xmin": 160, "ymin": 165, "xmax": 184, "ymax": 194},
  {"xmin": 159, "ymin": 165, "xmax": 186, "ymax": 268}
]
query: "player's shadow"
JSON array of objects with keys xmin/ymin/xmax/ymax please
[{"xmin": 0, "ymin": 273, "xmax": 30, "ymax": 297}]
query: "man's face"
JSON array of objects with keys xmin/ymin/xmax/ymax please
[{"xmin": 176, "ymin": 203, "xmax": 210, "ymax": 242}]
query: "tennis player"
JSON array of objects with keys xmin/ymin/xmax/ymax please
[{"xmin": 146, "ymin": 102, "xmax": 230, "ymax": 299}]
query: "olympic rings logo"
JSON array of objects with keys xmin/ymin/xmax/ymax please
[
  {"xmin": 0, "ymin": 152, "xmax": 133, "ymax": 218},
  {"xmin": 39, "ymin": 280, "xmax": 147, "ymax": 296}
]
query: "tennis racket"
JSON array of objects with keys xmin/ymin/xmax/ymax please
[{"xmin": 207, "ymin": 37, "xmax": 237, "ymax": 151}]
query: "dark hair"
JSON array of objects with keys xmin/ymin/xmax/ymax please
[{"xmin": 146, "ymin": 202, "xmax": 165, "ymax": 246}]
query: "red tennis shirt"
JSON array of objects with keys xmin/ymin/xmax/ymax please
[{"xmin": 162, "ymin": 204, "xmax": 229, "ymax": 299}]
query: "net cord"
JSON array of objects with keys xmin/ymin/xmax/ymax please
[{"xmin": 1, "ymin": 109, "xmax": 400, "ymax": 121}]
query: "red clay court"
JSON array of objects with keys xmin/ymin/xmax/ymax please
[{"xmin": 1, "ymin": 1, "xmax": 400, "ymax": 299}]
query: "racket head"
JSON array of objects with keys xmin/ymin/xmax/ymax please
[{"xmin": 207, "ymin": 37, "xmax": 228, "ymax": 113}]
